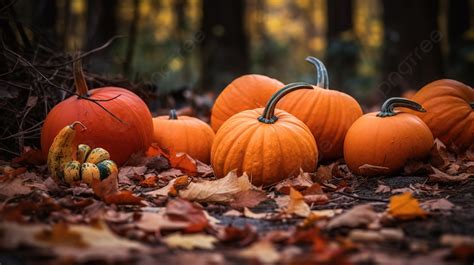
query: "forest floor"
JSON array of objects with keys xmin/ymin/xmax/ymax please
[{"xmin": 0, "ymin": 142, "xmax": 473, "ymax": 265}]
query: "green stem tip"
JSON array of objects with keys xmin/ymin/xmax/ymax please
[
  {"xmin": 305, "ymin": 56, "xmax": 329, "ymax": 89},
  {"xmin": 377, "ymin": 97, "xmax": 426, "ymax": 117},
  {"xmin": 258, "ymin": 82, "xmax": 314, "ymax": 124},
  {"xmin": 169, "ymin": 109, "xmax": 178, "ymax": 120}
]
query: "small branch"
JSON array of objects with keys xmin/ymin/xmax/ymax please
[{"xmin": 333, "ymin": 191, "xmax": 389, "ymax": 203}]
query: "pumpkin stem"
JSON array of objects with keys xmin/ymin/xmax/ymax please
[
  {"xmin": 73, "ymin": 59, "xmax": 89, "ymax": 97},
  {"xmin": 258, "ymin": 82, "xmax": 314, "ymax": 124},
  {"xmin": 169, "ymin": 109, "xmax": 178, "ymax": 120},
  {"xmin": 305, "ymin": 56, "xmax": 329, "ymax": 89},
  {"xmin": 377, "ymin": 97, "xmax": 426, "ymax": 117},
  {"xmin": 69, "ymin": 121, "xmax": 87, "ymax": 131}
]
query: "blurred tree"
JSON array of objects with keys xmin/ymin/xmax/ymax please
[
  {"xmin": 123, "ymin": 0, "xmax": 140, "ymax": 76},
  {"xmin": 31, "ymin": 0, "xmax": 58, "ymax": 47},
  {"xmin": 381, "ymin": 0, "xmax": 443, "ymax": 98},
  {"xmin": 199, "ymin": 0, "xmax": 249, "ymax": 92},
  {"xmin": 326, "ymin": 0, "xmax": 358, "ymax": 92},
  {"xmin": 447, "ymin": 0, "xmax": 473, "ymax": 84},
  {"xmin": 85, "ymin": 0, "xmax": 118, "ymax": 73}
]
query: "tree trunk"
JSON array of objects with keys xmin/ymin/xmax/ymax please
[
  {"xmin": 447, "ymin": 0, "xmax": 472, "ymax": 84},
  {"xmin": 325, "ymin": 0, "xmax": 356, "ymax": 92},
  {"xmin": 31, "ymin": 0, "xmax": 58, "ymax": 47},
  {"xmin": 380, "ymin": 0, "xmax": 443, "ymax": 99},
  {"xmin": 199, "ymin": 0, "xmax": 249, "ymax": 92},
  {"xmin": 85, "ymin": 0, "xmax": 118, "ymax": 73}
]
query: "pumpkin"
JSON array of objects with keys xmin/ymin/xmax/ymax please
[
  {"xmin": 407, "ymin": 79, "xmax": 474, "ymax": 151},
  {"xmin": 344, "ymin": 97, "xmax": 434, "ymax": 176},
  {"xmin": 211, "ymin": 74, "xmax": 284, "ymax": 132},
  {"xmin": 211, "ymin": 82, "xmax": 318, "ymax": 186},
  {"xmin": 152, "ymin": 109, "xmax": 215, "ymax": 163},
  {"xmin": 277, "ymin": 57, "xmax": 363, "ymax": 161},
  {"xmin": 41, "ymin": 60, "xmax": 153, "ymax": 165}
]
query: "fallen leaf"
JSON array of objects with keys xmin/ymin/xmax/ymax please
[
  {"xmin": 403, "ymin": 160, "xmax": 432, "ymax": 175},
  {"xmin": 388, "ymin": 192, "xmax": 427, "ymax": 220},
  {"xmin": 104, "ymin": 190, "xmax": 143, "ymax": 205},
  {"xmin": 429, "ymin": 167, "xmax": 472, "ymax": 183},
  {"xmin": 429, "ymin": 139, "xmax": 451, "ymax": 169},
  {"xmin": 286, "ymin": 187, "xmax": 311, "ymax": 217},
  {"xmin": 169, "ymin": 152, "xmax": 198, "ymax": 175},
  {"xmin": 421, "ymin": 198, "xmax": 455, "ymax": 211},
  {"xmin": 134, "ymin": 211, "xmax": 189, "ymax": 232},
  {"xmin": 229, "ymin": 190, "xmax": 268, "ymax": 209},
  {"xmin": 223, "ymin": 209, "xmax": 242, "ymax": 217},
  {"xmin": 391, "ymin": 187, "xmax": 414, "ymax": 194},
  {"xmin": 302, "ymin": 184, "xmax": 329, "ymax": 205},
  {"xmin": 327, "ymin": 204, "xmax": 379, "ymax": 229},
  {"xmin": 92, "ymin": 172, "xmax": 119, "ymax": 200},
  {"xmin": 218, "ymin": 225, "xmax": 258, "ymax": 246},
  {"xmin": 118, "ymin": 166, "xmax": 147, "ymax": 179},
  {"xmin": 349, "ymin": 229, "xmax": 404, "ymax": 243},
  {"xmin": 239, "ymin": 240, "xmax": 281, "ymax": 264},
  {"xmin": 165, "ymin": 198, "xmax": 209, "ymax": 232},
  {"xmin": 358, "ymin": 164, "xmax": 390, "ymax": 175},
  {"xmin": 179, "ymin": 171, "xmax": 253, "ymax": 203},
  {"xmin": 274, "ymin": 170, "xmax": 313, "ymax": 194},
  {"xmin": 163, "ymin": 233, "xmax": 217, "ymax": 250},
  {"xmin": 375, "ymin": 184, "xmax": 391, "ymax": 193},
  {"xmin": 0, "ymin": 177, "xmax": 32, "ymax": 198},
  {"xmin": 12, "ymin": 146, "xmax": 45, "ymax": 165},
  {"xmin": 139, "ymin": 175, "xmax": 158, "ymax": 187},
  {"xmin": 0, "ymin": 221, "xmax": 147, "ymax": 262},
  {"xmin": 440, "ymin": 234, "xmax": 474, "ymax": 247}
]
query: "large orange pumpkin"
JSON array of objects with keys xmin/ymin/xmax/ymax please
[
  {"xmin": 211, "ymin": 83, "xmax": 318, "ymax": 186},
  {"xmin": 152, "ymin": 110, "xmax": 215, "ymax": 163},
  {"xmin": 277, "ymin": 57, "xmax": 363, "ymax": 161},
  {"xmin": 407, "ymin": 79, "xmax": 473, "ymax": 151},
  {"xmin": 41, "ymin": 61, "xmax": 153, "ymax": 166},
  {"xmin": 344, "ymin": 98, "xmax": 434, "ymax": 176},
  {"xmin": 211, "ymin": 74, "xmax": 284, "ymax": 132}
]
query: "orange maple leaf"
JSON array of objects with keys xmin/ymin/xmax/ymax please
[{"xmin": 388, "ymin": 192, "xmax": 427, "ymax": 220}]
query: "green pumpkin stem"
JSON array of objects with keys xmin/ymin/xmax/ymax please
[
  {"xmin": 169, "ymin": 109, "xmax": 178, "ymax": 120},
  {"xmin": 258, "ymin": 82, "xmax": 314, "ymax": 124},
  {"xmin": 305, "ymin": 56, "xmax": 329, "ymax": 89},
  {"xmin": 73, "ymin": 59, "xmax": 89, "ymax": 97},
  {"xmin": 377, "ymin": 97, "xmax": 426, "ymax": 117}
]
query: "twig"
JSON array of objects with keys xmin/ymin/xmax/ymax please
[{"xmin": 318, "ymin": 181, "xmax": 389, "ymax": 203}]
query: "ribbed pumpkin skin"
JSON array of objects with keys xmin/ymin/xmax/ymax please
[
  {"xmin": 344, "ymin": 112, "xmax": 434, "ymax": 176},
  {"xmin": 408, "ymin": 79, "xmax": 474, "ymax": 151},
  {"xmin": 277, "ymin": 87, "xmax": 363, "ymax": 160},
  {"xmin": 152, "ymin": 116, "xmax": 215, "ymax": 163},
  {"xmin": 211, "ymin": 75, "xmax": 284, "ymax": 132},
  {"xmin": 41, "ymin": 87, "xmax": 153, "ymax": 166},
  {"xmin": 211, "ymin": 108, "xmax": 318, "ymax": 186}
]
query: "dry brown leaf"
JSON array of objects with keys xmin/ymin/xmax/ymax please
[
  {"xmin": 146, "ymin": 175, "xmax": 189, "ymax": 197},
  {"xmin": 274, "ymin": 170, "xmax": 313, "ymax": 194},
  {"xmin": 178, "ymin": 171, "xmax": 253, "ymax": 203},
  {"xmin": 429, "ymin": 139, "xmax": 451, "ymax": 169},
  {"xmin": 358, "ymin": 164, "xmax": 390, "ymax": 176},
  {"xmin": 229, "ymin": 190, "xmax": 268, "ymax": 209},
  {"xmin": 440, "ymin": 234, "xmax": 474, "ymax": 247},
  {"xmin": 92, "ymin": 172, "xmax": 119, "ymax": 199},
  {"xmin": 388, "ymin": 192, "xmax": 427, "ymax": 220},
  {"xmin": 349, "ymin": 229, "xmax": 404, "ymax": 243},
  {"xmin": 429, "ymin": 166, "xmax": 472, "ymax": 183},
  {"xmin": 286, "ymin": 187, "xmax": 311, "ymax": 217},
  {"xmin": 104, "ymin": 190, "xmax": 143, "ymax": 205},
  {"xmin": 118, "ymin": 166, "xmax": 147, "ymax": 179},
  {"xmin": 421, "ymin": 198, "xmax": 455, "ymax": 211},
  {"xmin": 327, "ymin": 204, "xmax": 379, "ymax": 229},
  {"xmin": 163, "ymin": 233, "xmax": 217, "ymax": 250},
  {"xmin": 0, "ymin": 177, "xmax": 32, "ymax": 198},
  {"xmin": 391, "ymin": 187, "xmax": 414, "ymax": 194},
  {"xmin": 165, "ymin": 198, "xmax": 209, "ymax": 233},
  {"xmin": 375, "ymin": 184, "xmax": 391, "ymax": 193},
  {"xmin": 0, "ymin": 221, "xmax": 147, "ymax": 262},
  {"xmin": 239, "ymin": 240, "xmax": 281, "ymax": 264}
]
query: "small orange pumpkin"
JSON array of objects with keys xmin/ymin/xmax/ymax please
[
  {"xmin": 344, "ymin": 98, "xmax": 434, "ymax": 176},
  {"xmin": 211, "ymin": 74, "xmax": 284, "ymax": 132},
  {"xmin": 211, "ymin": 83, "xmax": 318, "ymax": 186},
  {"xmin": 407, "ymin": 79, "xmax": 473, "ymax": 151},
  {"xmin": 277, "ymin": 57, "xmax": 363, "ymax": 161},
  {"xmin": 152, "ymin": 110, "xmax": 215, "ymax": 163},
  {"xmin": 41, "ymin": 61, "xmax": 153, "ymax": 165}
]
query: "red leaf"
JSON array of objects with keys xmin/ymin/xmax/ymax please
[
  {"xmin": 104, "ymin": 191, "xmax": 143, "ymax": 205},
  {"xmin": 165, "ymin": 198, "xmax": 209, "ymax": 233}
]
